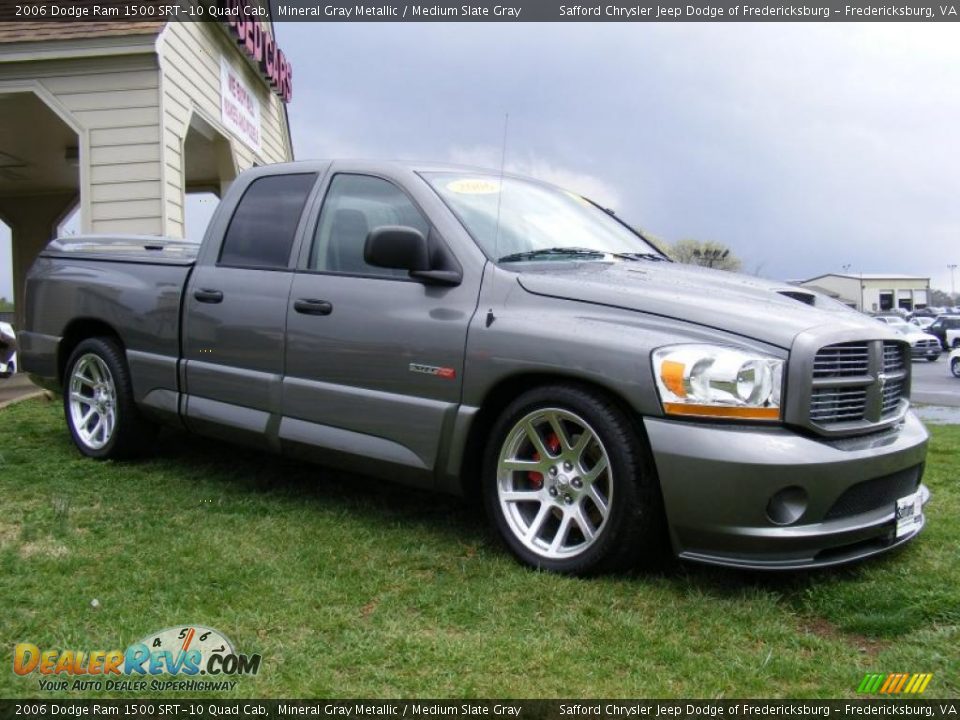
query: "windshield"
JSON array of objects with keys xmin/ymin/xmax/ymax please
[{"xmin": 422, "ymin": 172, "xmax": 663, "ymax": 263}]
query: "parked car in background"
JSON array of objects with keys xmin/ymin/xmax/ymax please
[
  {"xmin": 910, "ymin": 316, "xmax": 935, "ymax": 330},
  {"xmin": 946, "ymin": 326, "xmax": 960, "ymax": 350},
  {"xmin": 927, "ymin": 315, "xmax": 960, "ymax": 350},
  {"xmin": 0, "ymin": 322, "xmax": 16, "ymax": 378},
  {"xmin": 874, "ymin": 317, "xmax": 941, "ymax": 361},
  {"xmin": 951, "ymin": 348, "xmax": 960, "ymax": 378}
]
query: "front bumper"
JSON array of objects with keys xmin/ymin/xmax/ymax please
[{"xmin": 644, "ymin": 410, "xmax": 930, "ymax": 570}]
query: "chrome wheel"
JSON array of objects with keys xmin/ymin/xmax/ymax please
[
  {"xmin": 68, "ymin": 353, "xmax": 117, "ymax": 450},
  {"xmin": 496, "ymin": 408, "xmax": 613, "ymax": 559}
]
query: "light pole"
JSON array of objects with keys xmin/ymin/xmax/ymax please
[{"xmin": 949, "ymin": 264, "xmax": 957, "ymax": 301}]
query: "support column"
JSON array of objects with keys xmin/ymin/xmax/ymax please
[{"xmin": 0, "ymin": 193, "xmax": 77, "ymax": 330}]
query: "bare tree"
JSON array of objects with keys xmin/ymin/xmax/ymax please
[{"xmin": 668, "ymin": 239, "xmax": 742, "ymax": 271}]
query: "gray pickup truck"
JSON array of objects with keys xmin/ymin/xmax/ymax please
[{"xmin": 21, "ymin": 161, "xmax": 930, "ymax": 574}]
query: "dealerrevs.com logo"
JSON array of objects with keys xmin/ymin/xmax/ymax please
[{"xmin": 13, "ymin": 626, "xmax": 261, "ymax": 692}]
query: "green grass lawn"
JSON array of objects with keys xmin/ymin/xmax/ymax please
[{"xmin": 1, "ymin": 397, "xmax": 958, "ymax": 699}]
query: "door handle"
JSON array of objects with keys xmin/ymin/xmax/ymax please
[
  {"xmin": 194, "ymin": 288, "xmax": 223, "ymax": 304},
  {"xmin": 294, "ymin": 299, "xmax": 333, "ymax": 316}
]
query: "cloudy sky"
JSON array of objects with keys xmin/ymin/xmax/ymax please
[{"xmin": 2, "ymin": 22, "xmax": 958, "ymax": 300}]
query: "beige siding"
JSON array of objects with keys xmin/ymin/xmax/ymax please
[
  {"xmin": 0, "ymin": 53, "xmax": 164, "ymax": 234},
  {"xmin": 0, "ymin": 24, "xmax": 290, "ymax": 241},
  {"xmin": 158, "ymin": 21, "xmax": 292, "ymax": 237}
]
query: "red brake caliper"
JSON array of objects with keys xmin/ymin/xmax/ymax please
[{"xmin": 528, "ymin": 433, "xmax": 561, "ymax": 490}]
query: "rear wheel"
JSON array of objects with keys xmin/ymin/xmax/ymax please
[
  {"xmin": 483, "ymin": 384, "xmax": 667, "ymax": 575},
  {"xmin": 63, "ymin": 337, "xmax": 155, "ymax": 459},
  {"xmin": 952, "ymin": 357, "xmax": 960, "ymax": 378}
]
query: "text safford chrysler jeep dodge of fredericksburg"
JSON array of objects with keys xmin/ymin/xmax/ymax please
[{"xmin": 21, "ymin": 161, "xmax": 930, "ymax": 574}]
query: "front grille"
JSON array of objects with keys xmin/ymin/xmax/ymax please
[
  {"xmin": 883, "ymin": 341, "xmax": 906, "ymax": 372},
  {"xmin": 881, "ymin": 378, "xmax": 906, "ymax": 416},
  {"xmin": 805, "ymin": 340, "xmax": 908, "ymax": 431},
  {"xmin": 824, "ymin": 465, "xmax": 921, "ymax": 520},
  {"xmin": 813, "ymin": 342, "xmax": 870, "ymax": 378},
  {"xmin": 810, "ymin": 387, "xmax": 868, "ymax": 422},
  {"xmin": 910, "ymin": 338, "xmax": 939, "ymax": 354}
]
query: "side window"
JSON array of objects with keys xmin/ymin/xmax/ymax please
[
  {"xmin": 309, "ymin": 174, "xmax": 430, "ymax": 277},
  {"xmin": 219, "ymin": 173, "xmax": 316, "ymax": 269}
]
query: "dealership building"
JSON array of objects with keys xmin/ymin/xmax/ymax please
[
  {"xmin": 0, "ymin": 12, "xmax": 294, "ymax": 327},
  {"xmin": 795, "ymin": 273, "xmax": 931, "ymax": 313}
]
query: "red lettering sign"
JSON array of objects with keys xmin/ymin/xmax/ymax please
[{"xmin": 221, "ymin": 1, "xmax": 292, "ymax": 103}]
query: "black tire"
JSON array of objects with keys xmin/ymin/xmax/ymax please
[
  {"xmin": 482, "ymin": 384, "xmax": 669, "ymax": 575},
  {"xmin": 953, "ymin": 339, "xmax": 960, "ymax": 350},
  {"xmin": 63, "ymin": 337, "xmax": 155, "ymax": 459},
  {"xmin": 952, "ymin": 357, "xmax": 960, "ymax": 378},
  {"xmin": 927, "ymin": 355, "xmax": 939, "ymax": 362}
]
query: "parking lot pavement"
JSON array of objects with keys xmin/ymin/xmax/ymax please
[
  {"xmin": 0, "ymin": 374, "xmax": 42, "ymax": 408},
  {"xmin": 911, "ymin": 357, "xmax": 960, "ymax": 407}
]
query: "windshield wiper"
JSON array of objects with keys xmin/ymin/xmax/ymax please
[
  {"xmin": 610, "ymin": 252, "xmax": 670, "ymax": 262},
  {"xmin": 497, "ymin": 247, "xmax": 607, "ymax": 263}
]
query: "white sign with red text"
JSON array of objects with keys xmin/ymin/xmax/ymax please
[{"xmin": 220, "ymin": 58, "xmax": 261, "ymax": 154}]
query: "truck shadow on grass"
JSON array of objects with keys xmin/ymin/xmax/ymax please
[{"xmin": 144, "ymin": 425, "xmax": 953, "ymax": 647}]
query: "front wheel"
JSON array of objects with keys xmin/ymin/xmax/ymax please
[
  {"xmin": 63, "ymin": 337, "xmax": 155, "ymax": 459},
  {"xmin": 482, "ymin": 384, "xmax": 667, "ymax": 575},
  {"xmin": 952, "ymin": 357, "xmax": 960, "ymax": 378},
  {"xmin": 927, "ymin": 354, "xmax": 939, "ymax": 362}
]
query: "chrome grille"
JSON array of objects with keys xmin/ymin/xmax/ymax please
[
  {"xmin": 805, "ymin": 340, "xmax": 909, "ymax": 431},
  {"xmin": 813, "ymin": 342, "xmax": 870, "ymax": 378},
  {"xmin": 810, "ymin": 387, "xmax": 868, "ymax": 423},
  {"xmin": 882, "ymin": 378, "xmax": 905, "ymax": 416},
  {"xmin": 883, "ymin": 341, "xmax": 906, "ymax": 373}
]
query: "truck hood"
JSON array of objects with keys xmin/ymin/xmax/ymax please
[{"xmin": 515, "ymin": 260, "xmax": 889, "ymax": 349}]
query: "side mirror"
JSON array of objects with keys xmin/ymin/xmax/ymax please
[
  {"xmin": 364, "ymin": 226, "xmax": 430, "ymax": 272},
  {"xmin": 364, "ymin": 226, "xmax": 463, "ymax": 286}
]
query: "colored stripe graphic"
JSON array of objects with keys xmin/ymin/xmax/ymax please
[{"xmin": 859, "ymin": 673, "xmax": 932, "ymax": 694}]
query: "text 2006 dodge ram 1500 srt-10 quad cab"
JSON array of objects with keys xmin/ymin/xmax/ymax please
[{"xmin": 22, "ymin": 161, "xmax": 930, "ymax": 574}]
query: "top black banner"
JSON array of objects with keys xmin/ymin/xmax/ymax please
[{"xmin": 1, "ymin": 0, "xmax": 959, "ymax": 21}]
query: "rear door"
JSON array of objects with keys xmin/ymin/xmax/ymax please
[
  {"xmin": 182, "ymin": 171, "xmax": 319, "ymax": 447},
  {"xmin": 280, "ymin": 171, "xmax": 482, "ymax": 483}
]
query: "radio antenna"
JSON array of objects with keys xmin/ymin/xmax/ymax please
[{"xmin": 493, "ymin": 112, "xmax": 509, "ymax": 261}]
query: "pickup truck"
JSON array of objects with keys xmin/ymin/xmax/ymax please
[{"xmin": 21, "ymin": 160, "xmax": 930, "ymax": 574}]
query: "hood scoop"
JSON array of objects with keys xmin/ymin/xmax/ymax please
[{"xmin": 777, "ymin": 290, "xmax": 817, "ymax": 306}]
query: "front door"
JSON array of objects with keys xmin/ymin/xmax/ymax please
[{"xmin": 280, "ymin": 172, "xmax": 480, "ymax": 482}]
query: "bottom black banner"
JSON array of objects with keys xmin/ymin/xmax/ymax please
[{"xmin": 1, "ymin": 700, "xmax": 958, "ymax": 720}]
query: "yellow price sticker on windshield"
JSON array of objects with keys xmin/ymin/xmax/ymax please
[{"xmin": 447, "ymin": 178, "xmax": 501, "ymax": 195}]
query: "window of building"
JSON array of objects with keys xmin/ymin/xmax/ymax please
[
  {"xmin": 879, "ymin": 291, "xmax": 894, "ymax": 311},
  {"xmin": 309, "ymin": 174, "xmax": 430, "ymax": 278},
  {"xmin": 219, "ymin": 173, "xmax": 316, "ymax": 269}
]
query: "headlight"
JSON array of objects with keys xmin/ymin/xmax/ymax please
[{"xmin": 652, "ymin": 345, "xmax": 784, "ymax": 421}]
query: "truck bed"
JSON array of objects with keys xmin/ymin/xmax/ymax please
[
  {"xmin": 40, "ymin": 234, "xmax": 200, "ymax": 265},
  {"xmin": 21, "ymin": 235, "xmax": 197, "ymax": 422}
]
